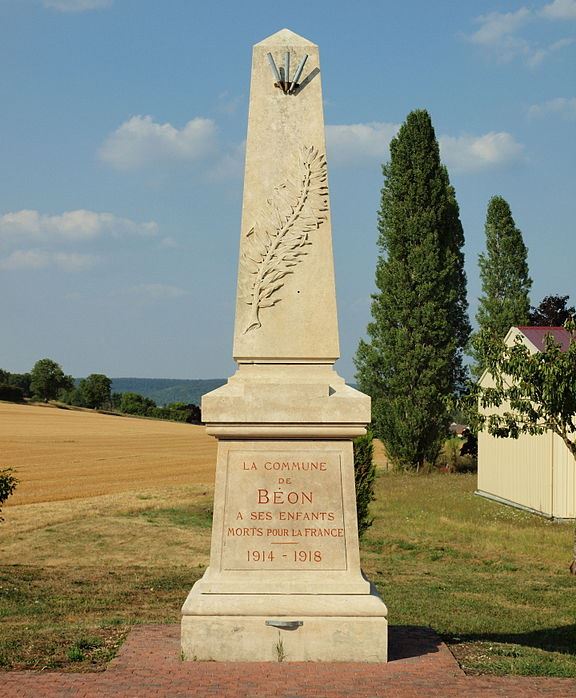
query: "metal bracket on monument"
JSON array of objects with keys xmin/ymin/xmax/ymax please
[
  {"xmin": 267, "ymin": 51, "xmax": 308, "ymax": 94},
  {"xmin": 265, "ymin": 620, "xmax": 303, "ymax": 630}
]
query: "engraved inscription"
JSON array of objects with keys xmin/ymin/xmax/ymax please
[
  {"xmin": 241, "ymin": 145, "xmax": 328, "ymax": 334},
  {"xmin": 221, "ymin": 451, "xmax": 347, "ymax": 570}
]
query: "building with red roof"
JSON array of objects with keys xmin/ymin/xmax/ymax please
[{"xmin": 477, "ymin": 326, "xmax": 575, "ymax": 520}]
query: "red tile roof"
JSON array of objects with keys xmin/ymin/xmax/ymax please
[{"xmin": 516, "ymin": 326, "xmax": 573, "ymax": 352}]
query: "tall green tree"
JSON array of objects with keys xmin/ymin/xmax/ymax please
[
  {"xmin": 119, "ymin": 391, "xmax": 157, "ymax": 416},
  {"xmin": 355, "ymin": 110, "xmax": 470, "ymax": 471},
  {"xmin": 30, "ymin": 358, "xmax": 73, "ymax": 402},
  {"xmin": 471, "ymin": 196, "xmax": 532, "ymax": 378}
]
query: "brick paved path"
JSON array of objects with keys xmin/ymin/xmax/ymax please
[{"xmin": 2, "ymin": 625, "xmax": 576, "ymax": 697}]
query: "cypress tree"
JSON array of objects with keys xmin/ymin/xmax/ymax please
[
  {"xmin": 471, "ymin": 195, "xmax": 532, "ymax": 378},
  {"xmin": 355, "ymin": 110, "xmax": 470, "ymax": 471}
]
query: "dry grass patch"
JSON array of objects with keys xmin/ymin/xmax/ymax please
[
  {"xmin": 0, "ymin": 485, "xmax": 212, "ymax": 671},
  {"xmin": 1, "ymin": 485, "xmax": 213, "ymax": 567}
]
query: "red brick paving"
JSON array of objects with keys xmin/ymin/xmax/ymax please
[{"xmin": 2, "ymin": 625, "xmax": 575, "ymax": 697}]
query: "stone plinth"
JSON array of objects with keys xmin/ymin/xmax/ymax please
[{"xmin": 181, "ymin": 29, "xmax": 387, "ymax": 662}]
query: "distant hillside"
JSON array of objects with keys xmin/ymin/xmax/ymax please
[{"xmin": 110, "ymin": 378, "xmax": 226, "ymax": 406}]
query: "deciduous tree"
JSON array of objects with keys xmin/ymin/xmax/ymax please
[
  {"xmin": 79, "ymin": 374, "xmax": 112, "ymax": 409},
  {"xmin": 30, "ymin": 359, "xmax": 73, "ymax": 402},
  {"xmin": 529, "ymin": 294, "xmax": 575, "ymax": 327},
  {"xmin": 119, "ymin": 392, "xmax": 157, "ymax": 416},
  {"xmin": 0, "ymin": 468, "xmax": 18, "ymax": 522}
]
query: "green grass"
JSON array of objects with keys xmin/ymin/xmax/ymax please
[
  {"xmin": 1, "ymin": 472, "xmax": 575, "ymax": 675},
  {"xmin": 362, "ymin": 472, "xmax": 576, "ymax": 676}
]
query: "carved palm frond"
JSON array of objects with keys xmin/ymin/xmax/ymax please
[{"xmin": 241, "ymin": 145, "xmax": 328, "ymax": 334}]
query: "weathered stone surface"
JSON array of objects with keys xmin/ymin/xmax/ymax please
[
  {"xmin": 181, "ymin": 28, "xmax": 387, "ymax": 662},
  {"xmin": 233, "ymin": 29, "xmax": 339, "ymax": 364},
  {"xmin": 181, "ymin": 614, "xmax": 388, "ymax": 662},
  {"xmin": 189, "ymin": 440, "xmax": 369, "ymax": 597}
]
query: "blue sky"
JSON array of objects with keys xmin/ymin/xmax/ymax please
[{"xmin": 1, "ymin": 0, "xmax": 575, "ymax": 381}]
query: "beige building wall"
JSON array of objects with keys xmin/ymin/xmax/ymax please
[
  {"xmin": 552, "ymin": 433, "xmax": 576, "ymax": 519},
  {"xmin": 478, "ymin": 430, "xmax": 554, "ymax": 517},
  {"xmin": 477, "ymin": 325, "xmax": 575, "ymax": 520}
]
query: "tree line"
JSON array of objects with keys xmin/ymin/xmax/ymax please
[
  {"xmin": 0, "ymin": 359, "xmax": 201, "ymax": 424},
  {"xmin": 355, "ymin": 108, "xmax": 575, "ymax": 473}
]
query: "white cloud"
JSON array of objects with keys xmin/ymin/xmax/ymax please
[
  {"xmin": 158, "ymin": 236, "xmax": 179, "ymax": 249},
  {"xmin": 541, "ymin": 0, "xmax": 576, "ymax": 19},
  {"xmin": 527, "ymin": 37, "xmax": 575, "ymax": 65},
  {"xmin": 0, "ymin": 209, "xmax": 158, "ymax": 244},
  {"xmin": 99, "ymin": 115, "xmax": 217, "ymax": 170},
  {"xmin": 325, "ymin": 122, "xmax": 400, "ymax": 164},
  {"xmin": 466, "ymin": 5, "xmax": 575, "ymax": 65},
  {"xmin": 0, "ymin": 249, "xmax": 49, "ymax": 270},
  {"xmin": 43, "ymin": 0, "xmax": 113, "ymax": 12},
  {"xmin": 439, "ymin": 132, "xmax": 525, "ymax": 173},
  {"xmin": 53, "ymin": 252, "xmax": 98, "ymax": 271},
  {"xmin": 528, "ymin": 96, "xmax": 576, "ymax": 119},
  {"xmin": 469, "ymin": 8, "xmax": 532, "ymax": 46},
  {"xmin": 126, "ymin": 283, "xmax": 189, "ymax": 300},
  {"xmin": 324, "ymin": 122, "xmax": 524, "ymax": 173},
  {"xmin": 0, "ymin": 249, "xmax": 96, "ymax": 271}
]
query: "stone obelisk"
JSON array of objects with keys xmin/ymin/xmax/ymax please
[{"xmin": 181, "ymin": 28, "xmax": 387, "ymax": 662}]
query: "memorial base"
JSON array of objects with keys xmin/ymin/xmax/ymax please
[
  {"xmin": 181, "ymin": 583, "xmax": 388, "ymax": 662},
  {"xmin": 182, "ymin": 369, "xmax": 388, "ymax": 661}
]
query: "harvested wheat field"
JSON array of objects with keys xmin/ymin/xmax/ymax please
[{"xmin": 0, "ymin": 402, "xmax": 217, "ymax": 505}]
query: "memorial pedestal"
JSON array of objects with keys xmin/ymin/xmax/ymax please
[{"xmin": 181, "ymin": 368, "xmax": 388, "ymax": 661}]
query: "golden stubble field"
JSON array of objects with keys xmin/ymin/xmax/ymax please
[
  {"xmin": 1, "ymin": 402, "xmax": 218, "ymax": 505},
  {"xmin": 1, "ymin": 401, "xmax": 390, "ymax": 507}
]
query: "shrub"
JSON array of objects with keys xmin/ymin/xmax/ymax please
[
  {"xmin": 353, "ymin": 430, "xmax": 377, "ymax": 539},
  {"xmin": 0, "ymin": 468, "xmax": 18, "ymax": 522},
  {"xmin": 0, "ymin": 384, "xmax": 24, "ymax": 402},
  {"xmin": 9, "ymin": 373, "xmax": 32, "ymax": 397},
  {"xmin": 119, "ymin": 392, "xmax": 157, "ymax": 416},
  {"xmin": 162, "ymin": 403, "xmax": 201, "ymax": 423},
  {"xmin": 437, "ymin": 437, "xmax": 477, "ymax": 473},
  {"xmin": 0, "ymin": 371, "xmax": 31, "ymax": 397}
]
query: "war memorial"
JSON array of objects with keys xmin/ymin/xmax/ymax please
[{"xmin": 180, "ymin": 29, "xmax": 388, "ymax": 662}]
